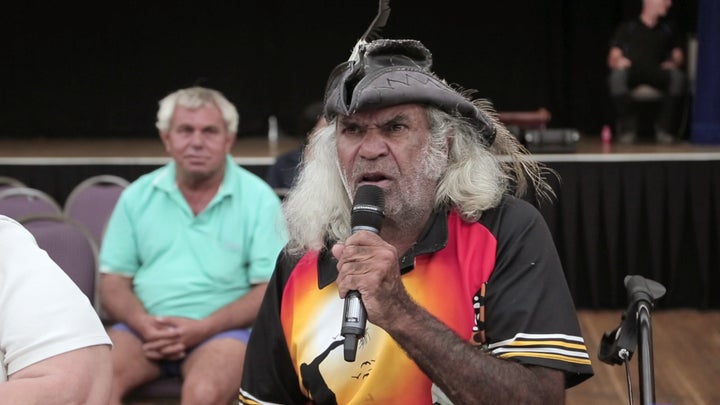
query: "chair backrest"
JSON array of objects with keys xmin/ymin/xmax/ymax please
[
  {"xmin": 19, "ymin": 214, "xmax": 100, "ymax": 311},
  {"xmin": 0, "ymin": 187, "xmax": 62, "ymax": 220},
  {"xmin": 64, "ymin": 175, "xmax": 130, "ymax": 245},
  {"xmin": 0, "ymin": 176, "xmax": 26, "ymax": 193},
  {"xmin": 687, "ymin": 35, "xmax": 698, "ymax": 95}
]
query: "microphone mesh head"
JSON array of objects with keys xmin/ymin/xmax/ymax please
[{"xmin": 351, "ymin": 185, "xmax": 385, "ymax": 233}]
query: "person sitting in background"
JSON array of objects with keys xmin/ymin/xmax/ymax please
[
  {"xmin": 264, "ymin": 101, "xmax": 326, "ymax": 195},
  {"xmin": 607, "ymin": 0, "xmax": 686, "ymax": 144},
  {"xmin": 0, "ymin": 215, "xmax": 112, "ymax": 404},
  {"xmin": 99, "ymin": 86, "xmax": 288, "ymax": 405},
  {"xmin": 240, "ymin": 37, "xmax": 593, "ymax": 404}
]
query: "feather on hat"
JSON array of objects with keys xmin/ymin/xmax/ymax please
[{"xmin": 322, "ymin": 0, "xmax": 496, "ymax": 146}]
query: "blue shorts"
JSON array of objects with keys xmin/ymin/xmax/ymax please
[{"xmin": 111, "ymin": 322, "xmax": 251, "ymax": 378}]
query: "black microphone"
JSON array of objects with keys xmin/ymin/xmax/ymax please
[{"xmin": 341, "ymin": 184, "xmax": 385, "ymax": 362}]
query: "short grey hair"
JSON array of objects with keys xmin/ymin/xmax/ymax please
[{"xmin": 155, "ymin": 86, "xmax": 239, "ymax": 134}]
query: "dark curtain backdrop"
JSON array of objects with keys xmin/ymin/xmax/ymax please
[
  {"xmin": 538, "ymin": 160, "xmax": 720, "ymax": 309},
  {"xmin": 1, "ymin": 1, "xmax": 698, "ymax": 140}
]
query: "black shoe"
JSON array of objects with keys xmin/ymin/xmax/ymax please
[{"xmin": 617, "ymin": 131, "xmax": 637, "ymax": 144}]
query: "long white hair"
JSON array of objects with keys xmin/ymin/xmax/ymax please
[{"xmin": 281, "ymin": 102, "xmax": 554, "ymax": 255}]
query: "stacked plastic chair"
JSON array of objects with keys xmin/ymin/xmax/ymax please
[
  {"xmin": 19, "ymin": 214, "xmax": 100, "ymax": 310},
  {"xmin": 0, "ymin": 186, "xmax": 62, "ymax": 221},
  {"xmin": 0, "ymin": 175, "xmax": 26, "ymax": 192},
  {"xmin": 64, "ymin": 175, "xmax": 130, "ymax": 246}
]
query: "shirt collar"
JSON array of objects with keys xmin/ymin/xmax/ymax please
[
  {"xmin": 151, "ymin": 155, "xmax": 236, "ymax": 212},
  {"xmin": 153, "ymin": 155, "xmax": 235, "ymax": 190}
]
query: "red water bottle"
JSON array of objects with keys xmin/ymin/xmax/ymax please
[
  {"xmin": 601, "ymin": 125, "xmax": 612, "ymax": 144},
  {"xmin": 601, "ymin": 125, "xmax": 612, "ymax": 152}
]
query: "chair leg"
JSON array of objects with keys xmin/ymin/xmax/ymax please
[{"xmin": 613, "ymin": 96, "xmax": 637, "ymax": 144}]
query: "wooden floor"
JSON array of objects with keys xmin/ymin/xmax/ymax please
[{"xmin": 568, "ymin": 309, "xmax": 720, "ymax": 405}]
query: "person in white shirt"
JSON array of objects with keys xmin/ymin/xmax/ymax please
[{"xmin": 0, "ymin": 215, "xmax": 112, "ymax": 404}]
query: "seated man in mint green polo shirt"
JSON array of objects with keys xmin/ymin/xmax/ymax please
[{"xmin": 99, "ymin": 86, "xmax": 288, "ymax": 405}]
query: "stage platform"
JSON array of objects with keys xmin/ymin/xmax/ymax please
[
  {"xmin": 3, "ymin": 134, "xmax": 720, "ymax": 159},
  {"xmin": 2, "ymin": 135, "xmax": 720, "ymax": 309}
]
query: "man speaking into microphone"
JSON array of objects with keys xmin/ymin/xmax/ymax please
[{"xmin": 241, "ymin": 36, "xmax": 594, "ymax": 405}]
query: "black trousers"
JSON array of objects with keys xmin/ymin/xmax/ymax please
[{"xmin": 608, "ymin": 67, "xmax": 686, "ymax": 134}]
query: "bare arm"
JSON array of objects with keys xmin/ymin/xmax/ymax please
[
  {"xmin": 198, "ymin": 283, "xmax": 268, "ymax": 335},
  {"xmin": 662, "ymin": 47, "xmax": 685, "ymax": 69},
  {"xmin": 141, "ymin": 283, "xmax": 268, "ymax": 359},
  {"xmin": 100, "ymin": 272, "xmax": 180, "ymax": 344},
  {"xmin": 384, "ymin": 294, "xmax": 565, "ymax": 404},
  {"xmin": 100, "ymin": 272, "xmax": 186, "ymax": 360},
  {"xmin": 0, "ymin": 345, "xmax": 112, "ymax": 405},
  {"xmin": 608, "ymin": 47, "xmax": 631, "ymax": 70},
  {"xmin": 333, "ymin": 232, "xmax": 565, "ymax": 404},
  {"xmin": 163, "ymin": 283, "xmax": 269, "ymax": 340},
  {"xmin": 101, "ymin": 271, "xmax": 267, "ymax": 359},
  {"xmin": 99, "ymin": 272, "xmax": 150, "ymax": 329}
]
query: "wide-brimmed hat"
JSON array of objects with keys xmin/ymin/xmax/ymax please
[{"xmin": 322, "ymin": 39, "xmax": 496, "ymax": 146}]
